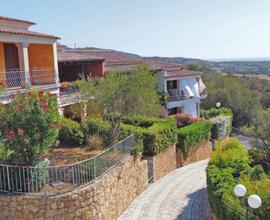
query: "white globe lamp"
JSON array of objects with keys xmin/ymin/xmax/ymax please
[
  {"xmin": 234, "ymin": 184, "xmax": 247, "ymax": 197},
  {"xmin": 247, "ymin": 195, "xmax": 262, "ymax": 209},
  {"xmin": 216, "ymin": 102, "xmax": 221, "ymax": 108}
]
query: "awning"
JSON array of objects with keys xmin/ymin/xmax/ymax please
[{"xmin": 199, "ymin": 78, "xmax": 206, "ymax": 94}]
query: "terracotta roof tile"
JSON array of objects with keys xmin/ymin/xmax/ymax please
[
  {"xmin": 57, "ymin": 49, "xmax": 201, "ymax": 77},
  {"xmin": 58, "ymin": 50, "xmax": 104, "ymax": 63},
  {"xmin": 0, "ymin": 28, "xmax": 59, "ymax": 39},
  {"xmin": 0, "ymin": 16, "xmax": 36, "ymax": 25}
]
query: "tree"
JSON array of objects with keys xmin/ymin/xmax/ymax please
[
  {"xmin": 77, "ymin": 65, "xmax": 161, "ymax": 144},
  {"xmin": 201, "ymin": 71, "xmax": 262, "ymax": 127}
]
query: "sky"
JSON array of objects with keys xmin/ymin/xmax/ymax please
[{"xmin": 1, "ymin": 0, "xmax": 270, "ymax": 60}]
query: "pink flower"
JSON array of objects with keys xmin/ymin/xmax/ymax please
[
  {"xmin": 41, "ymin": 103, "xmax": 49, "ymax": 108},
  {"xmin": 43, "ymin": 109, "xmax": 49, "ymax": 113},
  {"xmin": 38, "ymin": 90, "xmax": 45, "ymax": 97},
  {"xmin": 18, "ymin": 128, "xmax": 24, "ymax": 136},
  {"xmin": 39, "ymin": 98, "xmax": 47, "ymax": 103},
  {"xmin": 9, "ymin": 130, "xmax": 15, "ymax": 137}
]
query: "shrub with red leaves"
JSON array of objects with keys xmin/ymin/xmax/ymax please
[{"xmin": 175, "ymin": 113, "xmax": 204, "ymax": 128}]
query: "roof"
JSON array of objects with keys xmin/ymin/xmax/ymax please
[
  {"xmin": 0, "ymin": 28, "xmax": 59, "ymax": 39},
  {"xmin": 57, "ymin": 48, "xmax": 201, "ymax": 77},
  {"xmin": 165, "ymin": 68, "xmax": 201, "ymax": 78},
  {"xmin": 58, "ymin": 50, "xmax": 105, "ymax": 63},
  {"xmin": 0, "ymin": 16, "xmax": 36, "ymax": 25}
]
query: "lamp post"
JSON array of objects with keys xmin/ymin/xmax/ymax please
[{"xmin": 234, "ymin": 184, "xmax": 262, "ymax": 220}]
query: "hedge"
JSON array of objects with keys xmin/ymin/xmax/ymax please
[
  {"xmin": 120, "ymin": 116, "xmax": 177, "ymax": 155},
  {"xmin": 59, "ymin": 118, "xmax": 85, "ymax": 146},
  {"xmin": 202, "ymin": 107, "xmax": 233, "ymax": 139},
  {"xmin": 82, "ymin": 117, "xmax": 113, "ymax": 147},
  {"xmin": 201, "ymin": 107, "xmax": 233, "ymax": 119},
  {"xmin": 210, "ymin": 115, "xmax": 232, "ymax": 140},
  {"xmin": 176, "ymin": 121, "xmax": 212, "ymax": 157},
  {"xmin": 207, "ymin": 138, "xmax": 270, "ymax": 220}
]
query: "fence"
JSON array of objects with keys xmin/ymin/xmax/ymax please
[
  {"xmin": 0, "ymin": 68, "xmax": 57, "ymax": 90},
  {"xmin": 0, "ymin": 134, "xmax": 135, "ymax": 195}
]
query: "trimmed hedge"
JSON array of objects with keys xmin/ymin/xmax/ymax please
[
  {"xmin": 176, "ymin": 121, "xmax": 212, "ymax": 157},
  {"xmin": 201, "ymin": 107, "xmax": 233, "ymax": 119},
  {"xmin": 82, "ymin": 117, "xmax": 113, "ymax": 147},
  {"xmin": 202, "ymin": 107, "xmax": 233, "ymax": 139},
  {"xmin": 59, "ymin": 118, "xmax": 85, "ymax": 146},
  {"xmin": 210, "ymin": 115, "xmax": 232, "ymax": 139},
  {"xmin": 120, "ymin": 116, "xmax": 177, "ymax": 155},
  {"xmin": 207, "ymin": 138, "xmax": 270, "ymax": 220}
]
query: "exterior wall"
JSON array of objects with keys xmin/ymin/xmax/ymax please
[
  {"xmin": 28, "ymin": 44, "xmax": 54, "ymax": 69},
  {"xmin": 176, "ymin": 139, "xmax": 212, "ymax": 168},
  {"xmin": 84, "ymin": 62, "xmax": 105, "ymax": 77},
  {"xmin": 0, "ymin": 156, "xmax": 148, "ymax": 220},
  {"xmin": 28, "ymin": 44, "xmax": 55, "ymax": 84},
  {"xmin": 58, "ymin": 61, "xmax": 105, "ymax": 83},
  {"xmin": 167, "ymin": 98, "xmax": 200, "ymax": 117},
  {"xmin": 145, "ymin": 145, "xmax": 176, "ymax": 182}
]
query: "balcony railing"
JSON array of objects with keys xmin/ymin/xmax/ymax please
[
  {"xmin": 167, "ymin": 89, "xmax": 191, "ymax": 101},
  {"xmin": 0, "ymin": 68, "xmax": 58, "ymax": 92}
]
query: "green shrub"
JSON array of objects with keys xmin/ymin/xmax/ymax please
[
  {"xmin": 121, "ymin": 115, "xmax": 163, "ymax": 127},
  {"xmin": 83, "ymin": 117, "xmax": 113, "ymax": 147},
  {"xmin": 176, "ymin": 121, "xmax": 212, "ymax": 157},
  {"xmin": 59, "ymin": 118, "xmax": 85, "ymax": 146},
  {"xmin": 207, "ymin": 138, "xmax": 269, "ymax": 220},
  {"xmin": 0, "ymin": 89, "xmax": 60, "ymax": 165},
  {"xmin": 120, "ymin": 116, "xmax": 177, "ymax": 155},
  {"xmin": 202, "ymin": 107, "xmax": 233, "ymax": 119},
  {"xmin": 210, "ymin": 116, "xmax": 232, "ymax": 139},
  {"xmin": 202, "ymin": 107, "xmax": 233, "ymax": 137},
  {"xmin": 209, "ymin": 138, "xmax": 249, "ymax": 177}
]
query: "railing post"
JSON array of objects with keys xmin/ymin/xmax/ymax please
[{"xmin": 6, "ymin": 166, "xmax": 10, "ymax": 191}]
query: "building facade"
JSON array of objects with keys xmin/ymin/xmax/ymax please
[
  {"xmin": 0, "ymin": 16, "xmax": 60, "ymax": 104},
  {"xmin": 156, "ymin": 68, "xmax": 207, "ymax": 117}
]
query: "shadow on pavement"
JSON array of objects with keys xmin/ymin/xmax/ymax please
[{"xmin": 177, "ymin": 187, "xmax": 211, "ymax": 220}]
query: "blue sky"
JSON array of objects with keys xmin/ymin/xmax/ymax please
[{"xmin": 1, "ymin": 0, "xmax": 270, "ymax": 59}]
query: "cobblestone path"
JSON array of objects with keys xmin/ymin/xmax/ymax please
[{"xmin": 118, "ymin": 159, "xmax": 211, "ymax": 220}]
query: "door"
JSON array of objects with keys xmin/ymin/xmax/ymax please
[{"xmin": 4, "ymin": 44, "xmax": 20, "ymax": 88}]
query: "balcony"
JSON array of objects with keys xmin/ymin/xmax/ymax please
[
  {"xmin": 0, "ymin": 68, "xmax": 58, "ymax": 95},
  {"xmin": 167, "ymin": 88, "xmax": 207, "ymax": 102},
  {"xmin": 167, "ymin": 89, "xmax": 192, "ymax": 101}
]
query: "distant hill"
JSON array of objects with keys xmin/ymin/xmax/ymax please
[
  {"xmin": 75, "ymin": 46, "xmax": 270, "ymax": 75},
  {"xmin": 144, "ymin": 56, "xmax": 212, "ymax": 66}
]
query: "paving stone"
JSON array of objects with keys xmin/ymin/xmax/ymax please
[{"xmin": 118, "ymin": 159, "xmax": 211, "ymax": 220}]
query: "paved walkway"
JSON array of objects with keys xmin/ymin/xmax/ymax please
[{"xmin": 118, "ymin": 159, "xmax": 211, "ymax": 220}]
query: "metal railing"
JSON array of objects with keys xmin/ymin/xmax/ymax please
[
  {"xmin": 0, "ymin": 68, "xmax": 57, "ymax": 90},
  {"xmin": 0, "ymin": 134, "xmax": 134, "ymax": 195},
  {"xmin": 167, "ymin": 89, "xmax": 191, "ymax": 101}
]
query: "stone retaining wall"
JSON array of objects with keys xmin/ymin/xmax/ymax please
[
  {"xmin": 176, "ymin": 139, "xmax": 212, "ymax": 168},
  {"xmin": 0, "ymin": 156, "xmax": 148, "ymax": 220},
  {"xmin": 145, "ymin": 145, "xmax": 177, "ymax": 182}
]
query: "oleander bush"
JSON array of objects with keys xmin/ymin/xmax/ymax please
[
  {"xmin": 176, "ymin": 121, "xmax": 212, "ymax": 157},
  {"xmin": 0, "ymin": 89, "xmax": 60, "ymax": 165},
  {"xmin": 207, "ymin": 138, "xmax": 270, "ymax": 220},
  {"xmin": 58, "ymin": 117, "xmax": 85, "ymax": 146}
]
